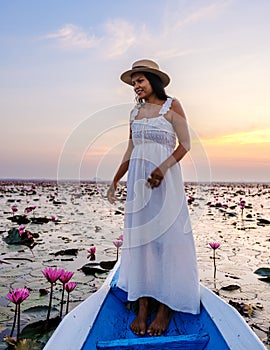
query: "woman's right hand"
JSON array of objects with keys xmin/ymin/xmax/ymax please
[{"xmin": 107, "ymin": 183, "xmax": 117, "ymax": 204}]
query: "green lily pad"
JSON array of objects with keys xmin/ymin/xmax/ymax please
[
  {"xmin": 254, "ymin": 267, "xmax": 270, "ymax": 277},
  {"xmin": 19, "ymin": 316, "xmax": 61, "ymax": 342},
  {"xmin": 24, "ymin": 305, "xmax": 56, "ymax": 314},
  {"xmin": 3, "ymin": 228, "xmax": 34, "ymax": 246},
  {"xmin": 3, "ymin": 228, "xmax": 23, "ymax": 245}
]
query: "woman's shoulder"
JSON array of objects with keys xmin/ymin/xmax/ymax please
[
  {"xmin": 170, "ymin": 97, "xmax": 181, "ymax": 109},
  {"xmin": 170, "ymin": 98, "xmax": 186, "ymax": 119}
]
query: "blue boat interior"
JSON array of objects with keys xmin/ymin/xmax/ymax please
[{"xmin": 82, "ymin": 269, "xmax": 230, "ymax": 349}]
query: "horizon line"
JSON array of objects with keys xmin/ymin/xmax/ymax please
[{"xmin": 0, "ymin": 178, "xmax": 269, "ymax": 185}]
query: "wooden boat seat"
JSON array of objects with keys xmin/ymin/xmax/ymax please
[{"xmin": 96, "ymin": 333, "xmax": 209, "ymax": 349}]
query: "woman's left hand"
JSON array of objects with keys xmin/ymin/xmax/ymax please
[{"xmin": 146, "ymin": 167, "xmax": 165, "ymax": 189}]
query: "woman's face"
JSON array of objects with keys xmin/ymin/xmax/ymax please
[{"xmin": 131, "ymin": 73, "xmax": 153, "ymax": 100}]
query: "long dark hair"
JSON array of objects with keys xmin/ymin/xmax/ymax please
[{"xmin": 132, "ymin": 71, "xmax": 169, "ymax": 102}]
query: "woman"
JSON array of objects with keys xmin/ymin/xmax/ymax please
[{"xmin": 107, "ymin": 59, "xmax": 200, "ymax": 336}]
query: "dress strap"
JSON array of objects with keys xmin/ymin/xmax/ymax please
[
  {"xmin": 130, "ymin": 102, "xmax": 143, "ymax": 122},
  {"xmin": 130, "ymin": 107, "xmax": 138, "ymax": 122},
  {"xmin": 159, "ymin": 97, "xmax": 173, "ymax": 117}
]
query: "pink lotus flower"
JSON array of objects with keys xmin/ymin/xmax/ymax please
[
  {"xmin": 42, "ymin": 267, "xmax": 63, "ymax": 330},
  {"xmin": 113, "ymin": 240, "xmax": 123, "ymax": 248},
  {"xmin": 87, "ymin": 246, "xmax": 96, "ymax": 261},
  {"xmin": 209, "ymin": 242, "xmax": 220, "ymax": 289},
  {"xmin": 18, "ymin": 227, "xmax": 25, "ymax": 236},
  {"xmin": 209, "ymin": 242, "xmax": 220, "ymax": 250},
  {"xmin": 59, "ymin": 270, "xmax": 74, "ymax": 318},
  {"xmin": 59, "ymin": 270, "xmax": 74, "ymax": 284},
  {"xmin": 27, "ymin": 232, "xmax": 33, "ymax": 239},
  {"xmin": 113, "ymin": 240, "xmax": 123, "ymax": 261},
  {"xmin": 7, "ymin": 288, "xmax": 30, "ymax": 339},
  {"xmin": 239, "ymin": 200, "xmax": 246, "ymax": 210},
  {"xmin": 7, "ymin": 288, "xmax": 30, "ymax": 305},
  {"xmin": 118, "ymin": 234, "xmax": 124, "ymax": 241},
  {"xmin": 65, "ymin": 282, "xmax": 77, "ymax": 315},
  {"xmin": 87, "ymin": 247, "xmax": 96, "ymax": 255},
  {"xmin": 65, "ymin": 282, "xmax": 77, "ymax": 293},
  {"xmin": 25, "ymin": 205, "xmax": 37, "ymax": 214},
  {"xmin": 51, "ymin": 215, "xmax": 56, "ymax": 222},
  {"xmin": 11, "ymin": 206, "xmax": 18, "ymax": 213},
  {"xmin": 239, "ymin": 200, "xmax": 246, "ymax": 218},
  {"xmin": 42, "ymin": 267, "xmax": 62, "ymax": 283}
]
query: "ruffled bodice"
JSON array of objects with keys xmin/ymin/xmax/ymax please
[
  {"xmin": 132, "ymin": 117, "xmax": 176, "ymax": 150},
  {"xmin": 131, "ymin": 98, "xmax": 176, "ymax": 151}
]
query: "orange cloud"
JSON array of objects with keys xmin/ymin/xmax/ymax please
[
  {"xmin": 201, "ymin": 129, "xmax": 270, "ymax": 165},
  {"xmin": 203, "ymin": 129, "xmax": 270, "ymax": 145}
]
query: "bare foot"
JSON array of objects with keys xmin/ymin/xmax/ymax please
[
  {"xmin": 130, "ymin": 297, "xmax": 149, "ymax": 335},
  {"xmin": 147, "ymin": 303, "xmax": 173, "ymax": 336}
]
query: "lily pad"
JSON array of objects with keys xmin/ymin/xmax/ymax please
[
  {"xmin": 258, "ymin": 277, "xmax": 270, "ymax": 283},
  {"xmin": 80, "ymin": 263, "xmax": 108, "ymax": 275},
  {"xmin": 54, "ymin": 248, "xmax": 78, "ymax": 256},
  {"xmin": 3, "ymin": 228, "xmax": 34, "ymax": 246},
  {"xmin": 220, "ymin": 284, "xmax": 241, "ymax": 291},
  {"xmin": 100, "ymin": 260, "xmax": 117, "ymax": 270},
  {"xmin": 3, "ymin": 228, "xmax": 24, "ymax": 245},
  {"xmin": 254, "ymin": 267, "xmax": 270, "ymax": 277},
  {"xmin": 30, "ymin": 217, "xmax": 50, "ymax": 224},
  {"xmin": 257, "ymin": 218, "xmax": 270, "ymax": 225},
  {"xmin": 19, "ymin": 316, "xmax": 61, "ymax": 341},
  {"xmin": 7, "ymin": 215, "xmax": 31, "ymax": 225}
]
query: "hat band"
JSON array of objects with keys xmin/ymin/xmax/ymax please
[{"xmin": 133, "ymin": 65, "xmax": 152, "ymax": 69}]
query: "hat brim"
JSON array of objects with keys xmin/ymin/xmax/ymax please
[{"xmin": 120, "ymin": 67, "xmax": 170, "ymax": 87}]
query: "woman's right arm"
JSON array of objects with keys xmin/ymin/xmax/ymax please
[{"xmin": 107, "ymin": 126, "xmax": 134, "ymax": 204}]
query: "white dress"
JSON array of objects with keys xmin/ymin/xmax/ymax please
[{"xmin": 117, "ymin": 98, "xmax": 200, "ymax": 314}]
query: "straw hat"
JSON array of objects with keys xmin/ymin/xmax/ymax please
[{"xmin": 120, "ymin": 59, "xmax": 170, "ymax": 87}]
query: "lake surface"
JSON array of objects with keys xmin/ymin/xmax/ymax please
[{"xmin": 0, "ymin": 180, "xmax": 269, "ymax": 348}]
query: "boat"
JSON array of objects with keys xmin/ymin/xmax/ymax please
[{"xmin": 44, "ymin": 260, "xmax": 266, "ymax": 350}]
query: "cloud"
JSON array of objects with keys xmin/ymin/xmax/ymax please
[
  {"xmin": 204, "ymin": 129, "xmax": 270, "ymax": 145},
  {"xmin": 103, "ymin": 19, "xmax": 136, "ymax": 58},
  {"xmin": 44, "ymin": 24, "xmax": 99, "ymax": 49},
  {"xmin": 43, "ymin": 19, "xmax": 136, "ymax": 56},
  {"xmin": 42, "ymin": 1, "xmax": 229, "ymax": 58},
  {"xmin": 174, "ymin": 1, "xmax": 230, "ymax": 30}
]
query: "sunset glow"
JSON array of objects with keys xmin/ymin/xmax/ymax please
[{"xmin": 0, "ymin": 1, "xmax": 269, "ymax": 182}]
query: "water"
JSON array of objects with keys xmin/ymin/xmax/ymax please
[{"xmin": 0, "ymin": 180, "xmax": 269, "ymax": 348}]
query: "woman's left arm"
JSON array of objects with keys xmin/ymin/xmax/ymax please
[{"xmin": 147, "ymin": 99, "xmax": 190, "ymax": 188}]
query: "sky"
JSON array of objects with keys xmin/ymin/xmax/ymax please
[{"xmin": 0, "ymin": 0, "xmax": 269, "ymax": 183}]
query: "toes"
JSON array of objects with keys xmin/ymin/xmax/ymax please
[
  {"xmin": 147, "ymin": 328, "xmax": 152, "ymax": 336},
  {"xmin": 130, "ymin": 320, "xmax": 146, "ymax": 335},
  {"xmin": 147, "ymin": 326, "xmax": 165, "ymax": 336}
]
